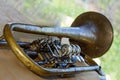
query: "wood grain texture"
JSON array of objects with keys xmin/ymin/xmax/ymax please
[
  {"xmin": 0, "ymin": 49, "xmax": 100, "ymax": 80},
  {"xmin": 0, "ymin": 0, "xmax": 100, "ymax": 80}
]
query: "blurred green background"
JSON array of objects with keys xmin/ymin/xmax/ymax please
[{"xmin": 5, "ymin": 0, "xmax": 120, "ymax": 80}]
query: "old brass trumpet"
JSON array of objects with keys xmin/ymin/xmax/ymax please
[{"xmin": 0, "ymin": 12, "xmax": 113, "ymax": 78}]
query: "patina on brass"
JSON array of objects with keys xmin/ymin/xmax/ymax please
[
  {"xmin": 0, "ymin": 12, "xmax": 113, "ymax": 77},
  {"xmin": 71, "ymin": 12, "xmax": 113, "ymax": 58}
]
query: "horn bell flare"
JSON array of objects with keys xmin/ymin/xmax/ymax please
[{"xmin": 70, "ymin": 12, "xmax": 113, "ymax": 58}]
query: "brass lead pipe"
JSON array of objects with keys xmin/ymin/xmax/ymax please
[{"xmin": 12, "ymin": 23, "xmax": 96, "ymax": 44}]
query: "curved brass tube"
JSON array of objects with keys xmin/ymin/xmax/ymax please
[
  {"xmin": 3, "ymin": 23, "xmax": 104, "ymax": 76},
  {"xmin": 0, "ymin": 35, "xmax": 4, "ymax": 40}
]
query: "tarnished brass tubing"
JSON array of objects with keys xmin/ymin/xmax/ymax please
[
  {"xmin": 0, "ymin": 40, "xmax": 29, "ymax": 47},
  {"xmin": 12, "ymin": 23, "xmax": 95, "ymax": 44},
  {"xmin": 4, "ymin": 23, "xmax": 104, "ymax": 76}
]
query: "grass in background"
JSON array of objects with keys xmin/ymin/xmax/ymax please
[
  {"xmin": 42, "ymin": 0, "xmax": 87, "ymax": 17},
  {"xmin": 100, "ymin": 32, "xmax": 120, "ymax": 80},
  {"xmin": 23, "ymin": 0, "xmax": 87, "ymax": 18}
]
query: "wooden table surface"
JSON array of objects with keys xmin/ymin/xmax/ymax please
[
  {"xmin": 0, "ymin": 0, "xmax": 101, "ymax": 80},
  {"xmin": 0, "ymin": 49, "xmax": 100, "ymax": 80}
]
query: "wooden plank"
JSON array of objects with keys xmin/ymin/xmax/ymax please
[
  {"xmin": 0, "ymin": 0, "xmax": 101, "ymax": 80},
  {"xmin": 0, "ymin": 49, "xmax": 100, "ymax": 80}
]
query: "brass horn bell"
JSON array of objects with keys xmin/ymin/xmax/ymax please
[
  {"xmin": 71, "ymin": 12, "xmax": 113, "ymax": 58},
  {"xmin": 0, "ymin": 11, "xmax": 113, "ymax": 77}
]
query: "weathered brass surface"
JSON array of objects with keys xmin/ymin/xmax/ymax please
[
  {"xmin": 3, "ymin": 23, "xmax": 104, "ymax": 76},
  {"xmin": 71, "ymin": 12, "xmax": 113, "ymax": 58},
  {"xmin": 0, "ymin": 12, "xmax": 113, "ymax": 78}
]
